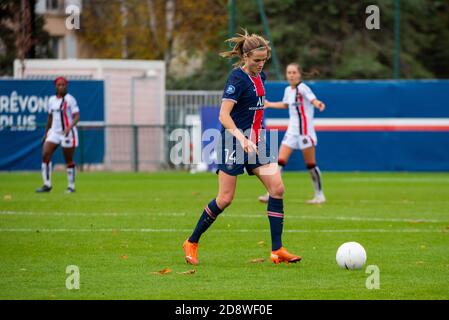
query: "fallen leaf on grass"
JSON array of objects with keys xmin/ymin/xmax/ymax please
[
  {"xmin": 257, "ymin": 241, "xmax": 265, "ymax": 246},
  {"xmin": 249, "ymin": 258, "xmax": 265, "ymax": 263},
  {"xmin": 3, "ymin": 194, "xmax": 12, "ymax": 200},
  {"xmin": 120, "ymin": 255, "xmax": 129, "ymax": 260},
  {"xmin": 151, "ymin": 268, "xmax": 172, "ymax": 275},
  {"xmin": 177, "ymin": 269, "xmax": 196, "ymax": 275},
  {"xmin": 416, "ymin": 261, "xmax": 425, "ymax": 265}
]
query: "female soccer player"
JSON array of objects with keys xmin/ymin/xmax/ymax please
[
  {"xmin": 258, "ymin": 63, "xmax": 326, "ymax": 204},
  {"xmin": 183, "ymin": 30, "xmax": 301, "ymax": 265},
  {"xmin": 36, "ymin": 76, "xmax": 80, "ymax": 194}
]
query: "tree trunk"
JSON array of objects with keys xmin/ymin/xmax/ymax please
[{"xmin": 164, "ymin": 0, "xmax": 176, "ymax": 71}]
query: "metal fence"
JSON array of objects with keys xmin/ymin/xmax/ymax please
[
  {"xmin": 164, "ymin": 91, "xmax": 222, "ymax": 172},
  {"xmin": 2, "ymin": 90, "xmax": 223, "ymax": 172},
  {"xmin": 78, "ymin": 124, "xmax": 192, "ymax": 172},
  {"xmin": 166, "ymin": 90, "xmax": 222, "ymax": 127},
  {"xmin": 80, "ymin": 91, "xmax": 223, "ymax": 171}
]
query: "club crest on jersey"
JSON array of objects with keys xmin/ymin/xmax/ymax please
[{"xmin": 226, "ymin": 85, "xmax": 235, "ymax": 95}]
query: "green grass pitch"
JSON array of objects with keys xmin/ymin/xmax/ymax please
[{"xmin": 0, "ymin": 171, "xmax": 448, "ymax": 299}]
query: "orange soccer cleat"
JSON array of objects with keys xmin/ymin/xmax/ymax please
[
  {"xmin": 270, "ymin": 247, "xmax": 302, "ymax": 264},
  {"xmin": 183, "ymin": 239, "xmax": 199, "ymax": 265}
]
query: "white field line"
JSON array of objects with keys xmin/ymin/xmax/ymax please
[
  {"xmin": 340, "ymin": 177, "xmax": 449, "ymax": 183},
  {"xmin": 1, "ymin": 210, "xmax": 446, "ymax": 223},
  {"xmin": 237, "ymin": 199, "xmax": 449, "ymax": 205},
  {"xmin": 231, "ymin": 214, "xmax": 447, "ymax": 223},
  {"xmin": 0, "ymin": 211, "xmax": 186, "ymax": 217},
  {"xmin": 0, "ymin": 228, "xmax": 445, "ymax": 233}
]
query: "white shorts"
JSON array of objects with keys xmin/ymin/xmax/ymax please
[
  {"xmin": 281, "ymin": 130, "xmax": 317, "ymax": 150},
  {"xmin": 46, "ymin": 128, "xmax": 79, "ymax": 148}
]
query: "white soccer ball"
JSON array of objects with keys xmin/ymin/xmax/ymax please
[
  {"xmin": 196, "ymin": 162, "xmax": 209, "ymax": 172},
  {"xmin": 336, "ymin": 242, "xmax": 367, "ymax": 270},
  {"xmin": 189, "ymin": 162, "xmax": 209, "ymax": 174}
]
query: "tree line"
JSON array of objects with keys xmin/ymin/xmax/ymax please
[{"xmin": 1, "ymin": 0, "xmax": 448, "ymax": 89}]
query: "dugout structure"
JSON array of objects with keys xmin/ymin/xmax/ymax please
[{"xmin": 14, "ymin": 59, "xmax": 165, "ymax": 171}]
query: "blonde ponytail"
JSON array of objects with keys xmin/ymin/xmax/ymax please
[{"xmin": 220, "ymin": 29, "xmax": 271, "ymax": 67}]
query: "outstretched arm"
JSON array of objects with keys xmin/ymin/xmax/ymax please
[
  {"xmin": 311, "ymin": 99, "xmax": 326, "ymax": 112},
  {"xmin": 264, "ymin": 99, "xmax": 288, "ymax": 109}
]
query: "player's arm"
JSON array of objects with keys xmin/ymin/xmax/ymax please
[
  {"xmin": 311, "ymin": 99, "xmax": 326, "ymax": 112},
  {"xmin": 300, "ymin": 84, "xmax": 325, "ymax": 112},
  {"xmin": 64, "ymin": 112, "xmax": 79, "ymax": 136},
  {"xmin": 42, "ymin": 114, "xmax": 52, "ymax": 145},
  {"xmin": 219, "ymin": 100, "xmax": 257, "ymax": 154},
  {"xmin": 264, "ymin": 99, "xmax": 288, "ymax": 109}
]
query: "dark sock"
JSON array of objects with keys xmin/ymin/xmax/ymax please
[
  {"xmin": 267, "ymin": 196, "xmax": 284, "ymax": 251},
  {"xmin": 189, "ymin": 199, "xmax": 223, "ymax": 243}
]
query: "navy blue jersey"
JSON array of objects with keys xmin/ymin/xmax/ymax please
[{"xmin": 222, "ymin": 68, "xmax": 266, "ymax": 143}]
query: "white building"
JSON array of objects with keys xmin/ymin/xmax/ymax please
[{"xmin": 35, "ymin": 0, "xmax": 85, "ymax": 59}]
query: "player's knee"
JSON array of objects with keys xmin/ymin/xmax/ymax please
[
  {"xmin": 306, "ymin": 163, "xmax": 316, "ymax": 170},
  {"xmin": 269, "ymin": 182, "xmax": 285, "ymax": 198},
  {"xmin": 216, "ymin": 195, "xmax": 233, "ymax": 209},
  {"xmin": 42, "ymin": 153, "xmax": 52, "ymax": 162}
]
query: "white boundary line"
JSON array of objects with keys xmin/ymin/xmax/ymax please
[
  {"xmin": 231, "ymin": 214, "xmax": 446, "ymax": 223},
  {"xmin": 341, "ymin": 177, "xmax": 449, "ymax": 183},
  {"xmin": 0, "ymin": 211, "xmax": 186, "ymax": 217},
  {"xmin": 1, "ymin": 210, "xmax": 446, "ymax": 223}
]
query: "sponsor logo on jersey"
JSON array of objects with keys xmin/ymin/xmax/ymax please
[
  {"xmin": 248, "ymin": 106, "xmax": 265, "ymax": 111},
  {"xmin": 226, "ymin": 85, "xmax": 236, "ymax": 95}
]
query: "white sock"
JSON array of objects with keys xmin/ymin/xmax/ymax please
[
  {"xmin": 41, "ymin": 162, "xmax": 52, "ymax": 187},
  {"xmin": 67, "ymin": 165, "xmax": 75, "ymax": 189},
  {"xmin": 309, "ymin": 166, "xmax": 323, "ymax": 197}
]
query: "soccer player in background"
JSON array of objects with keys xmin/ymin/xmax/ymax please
[
  {"xmin": 258, "ymin": 63, "xmax": 326, "ymax": 204},
  {"xmin": 36, "ymin": 76, "xmax": 80, "ymax": 194},
  {"xmin": 182, "ymin": 30, "xmax": 302, "ymax": 265}
]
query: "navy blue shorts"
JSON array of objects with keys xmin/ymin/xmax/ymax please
[
  {"xmin": 216, "ymin": 161, "xmax": 267, "ymax": 176},
  {"xmin": 215, "ymin": 132, "xmax": 276, "ymax": 176}
]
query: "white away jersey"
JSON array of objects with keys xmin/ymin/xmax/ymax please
[
  {"xmin": 47, "ymin": 94, "xmax": 79, "ymax": 133},
  {"xmin": 282, "ymin": 82, "xmax": 317, "ymax": 136}
]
